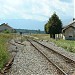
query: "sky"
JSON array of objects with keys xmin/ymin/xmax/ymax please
[{"xmin": 0, "ymin": 0, "xmax": 74, "ymax": 30}]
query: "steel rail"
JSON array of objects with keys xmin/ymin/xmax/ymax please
[
  {"xmin": 28, "ymin": 39, "xmax": 68, "ymax": 75},
  {"xmin": 33, "ymin": 39, "xmax": 75, "ymax": 63}
]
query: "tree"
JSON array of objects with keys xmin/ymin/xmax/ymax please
[
  {"xmin": 44, "ymin": 22, "xmax": 50, "ymax": 34},
  {"xmin": 44, "ymin": 12, "xmax": 62, "ymax": 39}
]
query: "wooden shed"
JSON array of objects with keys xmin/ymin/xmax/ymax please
[{"xmin": 62, "ymin": 21, "xmax": 75, "ymax": 40}]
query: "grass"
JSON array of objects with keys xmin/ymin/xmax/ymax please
[
  {"xmin": 0, "ymin": 33, "xmax": 13, "ymax": 70},
  {"xmin": 50, "ymin": 39, "xmax": 75, "ymax": 53},
  {"xmin": 31, "ymin": 34, "xmax": 75, "ymax": 53}
]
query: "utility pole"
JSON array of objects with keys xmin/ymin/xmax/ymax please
[{"xmin": 20, "ymin": 32, "xmax": 22, "ymax": 43}]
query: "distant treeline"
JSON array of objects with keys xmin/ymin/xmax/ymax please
[{"xmin": 15, "ymin": 29, "xmax": 45, "ymax": 34}]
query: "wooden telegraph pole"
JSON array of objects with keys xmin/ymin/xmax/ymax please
[{"xmin": 20, "ymin": 32, "xmax": 22, "ymax": 43}]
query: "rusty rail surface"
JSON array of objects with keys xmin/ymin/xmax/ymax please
[
  {"xmin": 33, "ymin": 39, "xmax": 75, "ymax": 63},
  {"xmin": 28, "ymin": 39, "xmax": 68, "ymax": 75}
]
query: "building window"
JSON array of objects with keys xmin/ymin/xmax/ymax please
[{"xmin": 69, "ymin": 36, "xmax": 72, "ymax": 37}]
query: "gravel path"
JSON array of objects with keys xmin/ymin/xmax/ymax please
[{"xmin": 6, "ymin": 40, "xmax": 59, "ymax": 75}]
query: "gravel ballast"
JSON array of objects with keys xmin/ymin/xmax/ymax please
[
  {"xmin": 6, "ymin": 40, "xmax": 59, "ymax": 75},
  {"xmin": 39, "ymin": 40, "xmax": 75, "ymax": 61},
  {"xmin": 31, "ymin": 40, "xmax": 75, "ymax": 75}
]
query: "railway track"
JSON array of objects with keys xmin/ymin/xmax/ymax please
[
  {"xmin": 28, "ymin": 39, "xmax": 75, "ymax": 75},
  {"xmin": 33, "ymin": 39, "xmax": 75, "ymax": 63}
]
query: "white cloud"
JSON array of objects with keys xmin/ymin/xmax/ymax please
[{"xmin": 0, "ymin": 0, "xmax": 74, "ymax": 21}]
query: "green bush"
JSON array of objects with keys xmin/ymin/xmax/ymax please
[{"xmin": 3, "ymin": 30, "xmax": 10, "ymax": 33}]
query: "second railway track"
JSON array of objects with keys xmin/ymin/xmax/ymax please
[{"xmin": 28, "ymin": 39, "xmax": 75, "ymax": 75}]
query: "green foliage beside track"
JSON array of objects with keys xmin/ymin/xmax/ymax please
[
  {"xmin": 0, "ymin": 34, "xmax": 13, "ymax": 70},
  {"xmin": 31, "ymin": 34, "xmax": 75, "ymax": 53}
]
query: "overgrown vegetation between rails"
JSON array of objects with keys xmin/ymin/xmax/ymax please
[
  {"xmin": 0, "ymin": 33, "xmax": 13, "ymax": 70},
  {"xmin": 31, "ymin": 34, "xmax": 75, "ymax": 53}
]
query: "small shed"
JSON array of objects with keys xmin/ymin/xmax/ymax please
[{"xmin": 62, "ymin": 21, "xmax": 75, "ymax": 40}]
